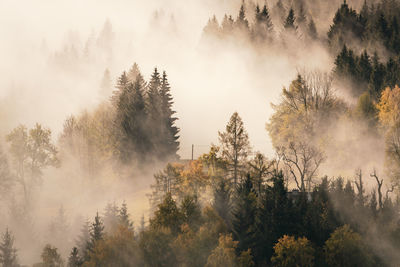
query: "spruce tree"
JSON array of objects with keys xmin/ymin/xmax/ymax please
[
  {"xmin": 146, "ymin": 68, "xmax": 163, "ymax": 158},
  {"xmin": 235, "ymin": 3, "xmax": 249, "ymax": 31},
  {"xmin": 103, "ymin": 202, "xmax": 119, "ymax": 234},
  {"xmin": 116, "ymin": 72, "xmax": 149, "ymax": 163},
  {"xmin": 68, "ymin": 247, "xmax": 82, "ymax": 267},
  {"xmin": 119, "ymin": 201, "xmax": 134, "ymax": 231},
  {"xmin": 232, "ymin": 174, "xmax": 257, "ymax": 254},
  {"xmin": 159, "ymin": 71, "xmax": 180, "ymax": 161},
  {"xmin": 0, "ymin": 228, "xmax": 18, "ymax": 267},
  {"xmin": 212, "ymin": 178, "xmax": 232, "ymax": 228},
  {"xmin": 284, "ymin": 8, "xmax": 296, "ymax": 31},
  {"xmin": 86, "ymin": 212, "xmax": 104, "ymax": 256}
]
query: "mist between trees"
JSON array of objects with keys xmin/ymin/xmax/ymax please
[{"xmin": 3, "ymin": 0, "xmax": 400, "ymax": 266}]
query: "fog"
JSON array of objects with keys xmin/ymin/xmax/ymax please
[{"xmin": 0, "ymin": 0, "xmax": 391, "ymax": 265}]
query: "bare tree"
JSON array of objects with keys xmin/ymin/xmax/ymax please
[{"xmin": 370, "ymin": 169, "xmax": 383, "ymax": 210}]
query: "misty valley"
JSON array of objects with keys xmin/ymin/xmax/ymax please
[{"xmin": 2, "ymin": 0, "xmax": 400, "ymax": 266}]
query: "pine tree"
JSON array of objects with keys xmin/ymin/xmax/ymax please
[
  {"xmin": 218, "ymin": 112, "xmax": 251, "ymax": 186},
  {"xmin": 212, "ymin": 178, "xmax": 232, "ymax": 228},
  {"xmin": 235, "ymin": 3, "xmax": 249, "ymax": 31},
  {"xmin": 112, "ymin": 71, "xmax": 129, "ymax": 107},
  {"xmin": 103, "ymin": 202, "xmax": 119, "ymax": 234},
  {"xmin": 159, "ymin": 71, "xmax": 180, "ymax": 161},
  {"xmin": 41, "ymin": 244, "xmax": 63, "ymax": 267},
  {"xmin": 284, "ymin": 8, "xmax": 296, "ymax": 31},
  {"xmin": 86, "ymin": 212, "xmax": 104, "ymax": 256},
  {"xmin": 116, "ymin": 72, "xmax": 149, "ymax": 163},
  {"xmin": 68, "ymin": 247, "xmax": 82, "ymax": 267},
  {"xmin": 127, "ymin": 62, "xmax": 141, "ymax": 83},
  {"xmin": 146, "ymin": 68, "xmax": 163, "ymax": 157},
  {"xmin": 232, "ymin": 174, "xmax": 257, "ymax": 254},
  {"xmin": 0, "ymin": 228, "xmax": 17, "ymax": 267},
  {"xmin": 254, "ymin": 4, "xmax": 274, "ymax": 42},
  {"xmin": 119, "ymin": 200, "xmax": 134, "ymax": 231}
]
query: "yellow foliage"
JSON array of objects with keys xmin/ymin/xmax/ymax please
[{"xmin": 271, "ymin": 235, "xmax": 314, "ymax": 267}]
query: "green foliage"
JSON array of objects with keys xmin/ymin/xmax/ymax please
[{"xmin": 150, "ymin": 193, "xmax": 182, "ymax": 235}]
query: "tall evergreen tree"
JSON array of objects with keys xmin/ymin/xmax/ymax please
[
  {"xmin": 284, "ymin": 8, "xmax": 296, "ymax": 31},
  {"xmin": 232, "ymin": 174, "xmax": 257, "ymax": 254},
  {"xmin": 159, "ymin": 71, "xmax": 180, "ymax": 161},
  {"xmin": 86, "ymin": 212, "xmax": 104, "ymax": 256},
  {"xmin": 0, "ymin": 228, "xmax": 17, "ymax": 267},
  {"xmin": 68, "ymin": 247, "xmax": 82, "ymax": 267},
  {"xmin": 119, "ymin": 200, "xmax": 134, "ymax": 231}
]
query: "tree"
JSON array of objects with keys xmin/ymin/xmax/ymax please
[
  {"xmin": 150, "ymin": 192, "xmax": 182, "ymax": 235},
  {"xmin": 248, "ymin": 152, "xmax": 273, "ymax": 196},
  {"xmin": 146, "ymin": 67, "xmax": 163, "ymax": 156},
  {"xmin": 86, "ymin": 212, "xmax": 104, "ymax": 258},
  {"xmin": 149, "ymin": 163, "xmax": 184, "ymax": 210},
  {"xmin": 377, "ymin": 86, "xmax": 400, "ymax": 182},
  {"xmin": 212, "ymin": 178, "xmax": 232, "ymax": 227},
  {"xmin": 6, "ymin": 124, "xmax": 58, "ymax": 204},
  {"xmin": 218, "ymin": 112, "xmax": 250, "ymax": 186},
  {"xmin": 267, "ymin": 73, "xmax": 339, "ymax": 191},
  {"xmin": 254, "ymin": 4, "xmax": 274, "ymax": 42},
  {"xmin": 284, "ymin": 8, "xmax": 296, "ymax": 31},
  {"xmin": 271, "ymin": 235, "xmax": 315, "ymax": 267},
  {"xmin": 0, "ymin": 228, "xmax": 18, "ymax": 267},
  {"xmin": 103, "ymin": 202, "xmax": 119, "ymax": 234},
  {"xmin": 232, "ymin": 175, "xmax": 257, "ymax": 253},
  {"xmin": 180, "ymin": 195, "xmax": 202, "ymax": 230},
  {"xmin": 119, "ymin": 201, "xmax": 133, "ymax": 231},
  {"xmin": 159, "ymin": 71, "xmax": 180, "ymax": 161},
  {"xmin": 324, "ymin": 225, "xmax": 373, "ymax": 267},
  {"xmin": 205, "ymin": 234, "xmax": 238, "ymax": 267},
  {"xmin": 115, "ymin": 73, "xmax": 149, "ymax": 163},
  {"xmin": 235, "ymin": 4, "xmax": 249, "ymax": 32},
  {"xmin": 40, "ymin": 244, "xmax": 64, "ymax": 267},
  {"xmin": 67, "ymin": 247, "xmax": 82, "ymax": 267}
]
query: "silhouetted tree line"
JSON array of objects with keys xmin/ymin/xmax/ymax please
[{"xmin": 334, "ymin": 45, "xmax": 400, "ymax": 98}]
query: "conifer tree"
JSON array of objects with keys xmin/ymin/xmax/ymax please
[
  {"xmin": 103, "ymin": 202, "xmax": 119, "ymax": 234},
  {"xmin": 232, "ymin": 174, "xmax": 257, "ymax": 254},
  {"xmin": 212, "ymin": 178, "xmax": 232, "ymax": 227},
  {"xmin": 119, "ymin": 200, "xmax": 134, "ymax": 231},
  {"xmin": 218, "ymin": 112, "xmax": 250, "ymax": 186},
  {"xmin": 0, "ymin": 228, "xmax": 17, "ymax": 267},
  {"xmin": 235, "ymin": 3, "xmax": 249, "ymax": 32},
  {"xmin": 68, "ymin": 247, "xmax": 82, "ymax": 267},
  {"xmin": 86, "ymin": 212, "xmax": 104, "ymax": 256},
  {"xmin": 159, "ymin": 71, "xmax": 180, "ymax": 161},
  {"xmin": 146, "ymin": 68, "xmax": 163, "ymax": 157},
  {"xmin": 284, "ymin": 8, "xmax": 296, "ymax": 31}
]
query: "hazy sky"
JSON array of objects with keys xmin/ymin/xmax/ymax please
[{"xmin": 0, "ymin": 0, "xmax": 335, "ymax": 159}]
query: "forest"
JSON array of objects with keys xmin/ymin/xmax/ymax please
[{"xmin": 2, "ymin": 0, "xmax": 400, "ymax": 266}]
